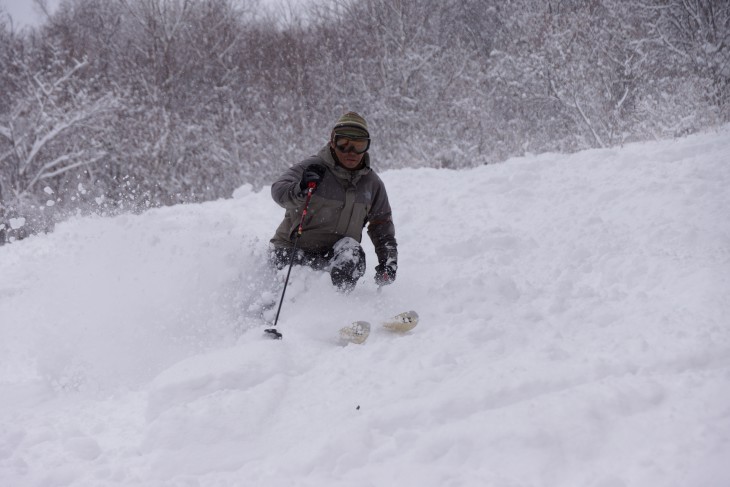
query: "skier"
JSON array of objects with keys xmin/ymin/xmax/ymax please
[{"xmin": 269, "ymin": 112, "xmax": 397, "ymax": 293}]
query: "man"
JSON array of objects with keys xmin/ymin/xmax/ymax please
[{"xmin": 269, "ymin": 112, "xmax": 397, "ymax": 292}]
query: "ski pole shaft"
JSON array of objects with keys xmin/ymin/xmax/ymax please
[{"xmin": 271, "ymin": 182, "xmax": 316, "ymax": 329}]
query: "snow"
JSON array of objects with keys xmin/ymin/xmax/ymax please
[
  {"xmin": 1, "ymin": 127, "xmax": 729, "ymax": 486},
  {"xmin": 8, "ymin": 217, "xmax": 25, "ymax": 230}
]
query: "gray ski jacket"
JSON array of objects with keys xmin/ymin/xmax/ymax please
[{"xmin": 270, "ymin": 145, "xmax": 397, "ymax": 267}]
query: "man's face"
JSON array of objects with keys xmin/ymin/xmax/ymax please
[
  {"xmin": 333, "ymin": 143, "xmax": 365, "ymax": 169},
  {"xmin": 331, "ymin": 134, "xmax": 369, "ymax": 169}
]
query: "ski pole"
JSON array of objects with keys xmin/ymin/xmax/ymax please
[{"xmin": 265, "ymin": 182, "xmax": 317, "ymax": 339}]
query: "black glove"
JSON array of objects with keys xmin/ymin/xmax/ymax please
[
  {"xmin": 299, "ymin": 164, "xmax": 326, "ymax": 192},
  {"xmin": 374, "ymin": 262, "xmax": 397, "ymax": 286}
]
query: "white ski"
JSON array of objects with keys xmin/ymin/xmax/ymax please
[
  {"xmin": 338, "ymin": 321, "xmax": 371, "ymax": 345},
  {"xmin": 339, "ymin": 310, "xmax": 419, "ymax": 345}
]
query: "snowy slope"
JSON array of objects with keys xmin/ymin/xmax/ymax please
[{"xmin": 1, "ymin": 128, "xmax": 729, "ymax": 487}]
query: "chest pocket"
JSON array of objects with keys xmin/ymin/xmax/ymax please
[
  {"xmin": 335, "ymin": 187, "xmax": 356, "ymax": 235},
  {"xmin": 337, "ymin": 188, "xmax": 370, "ymax": 239},
  {"xmin": 303, "ymin": 195, "xmax": 342, "ymax": 232}
]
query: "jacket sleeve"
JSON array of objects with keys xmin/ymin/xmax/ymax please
[
  {"xmin": 271, "ymin": 161, "xmax": 309, "ymax": 210},
  {"xmin": 367, "ymin": 178, "xmax": 398, "ymax": 267}
]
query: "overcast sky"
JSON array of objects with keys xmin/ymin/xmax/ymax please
[{"xmin": 1, "ymin": 0, "xmax": 60, "ymax": 28}]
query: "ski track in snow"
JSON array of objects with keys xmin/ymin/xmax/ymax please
[{"xmin": 1, "ymin": 127, "xmax": 729, "ymax": 486}]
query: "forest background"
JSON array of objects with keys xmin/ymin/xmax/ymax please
[{"xmin": 0, "ymin": 0, "xmax": 728, "ymax": 241}]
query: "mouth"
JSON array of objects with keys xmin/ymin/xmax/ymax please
[{"xmin": 342, "ymin": 155, "xmax": 360, "ymax": 164}]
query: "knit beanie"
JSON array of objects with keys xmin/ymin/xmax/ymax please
[{"xmin": 333, "ymin": 112, "xmax": 369, "ymax": 138}]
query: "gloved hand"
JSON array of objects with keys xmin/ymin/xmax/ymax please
[
  {"xmin": 299, "ymin": 164, "xmax": 326, "ymax": 192},
  {"xmin": 374, "ymin": 263, "xmax": 397, "ymax": 286}
]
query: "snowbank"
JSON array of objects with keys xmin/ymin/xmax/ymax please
[{"xmin": 1, "ymin": 127, "xmax": 729, "ymax": 486}]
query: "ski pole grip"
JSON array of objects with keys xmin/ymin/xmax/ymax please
[{"xmin": 307, "ymin": 181, "xmax": 317, "ymax": 190}]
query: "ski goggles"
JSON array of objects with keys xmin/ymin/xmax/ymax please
[{"xmin": 334, "ymin": 134, "xmax": 370, "ymax": 154}]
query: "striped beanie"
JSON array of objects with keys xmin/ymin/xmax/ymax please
[{"xmin": 333, "ymin": 112, "xmax": 369, "ymax": 138}]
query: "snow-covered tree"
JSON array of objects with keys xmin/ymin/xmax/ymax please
[
  {"xmin": 646, "ymin": 0, "xmax": 729, "ymax": 122},
  {"xmin": 0, "ymin": 33, "xmax": 118, "ymax": 239},
  {"xmin": 1, "ymin": 0, "xmax": 727, "ymax": 241}
]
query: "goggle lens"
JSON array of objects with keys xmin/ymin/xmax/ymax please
[{"xmin": 334, "ymin": 135, "xmax": 370, "ymax": 154}]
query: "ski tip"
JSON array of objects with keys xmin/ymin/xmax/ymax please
[
  {"xmin": 382, "ymin": 310, "xmax": 419, "ymax": 333},
  {"xmin": 339, "ymin": 321, "xmax": 371, "ymax": 345}
]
